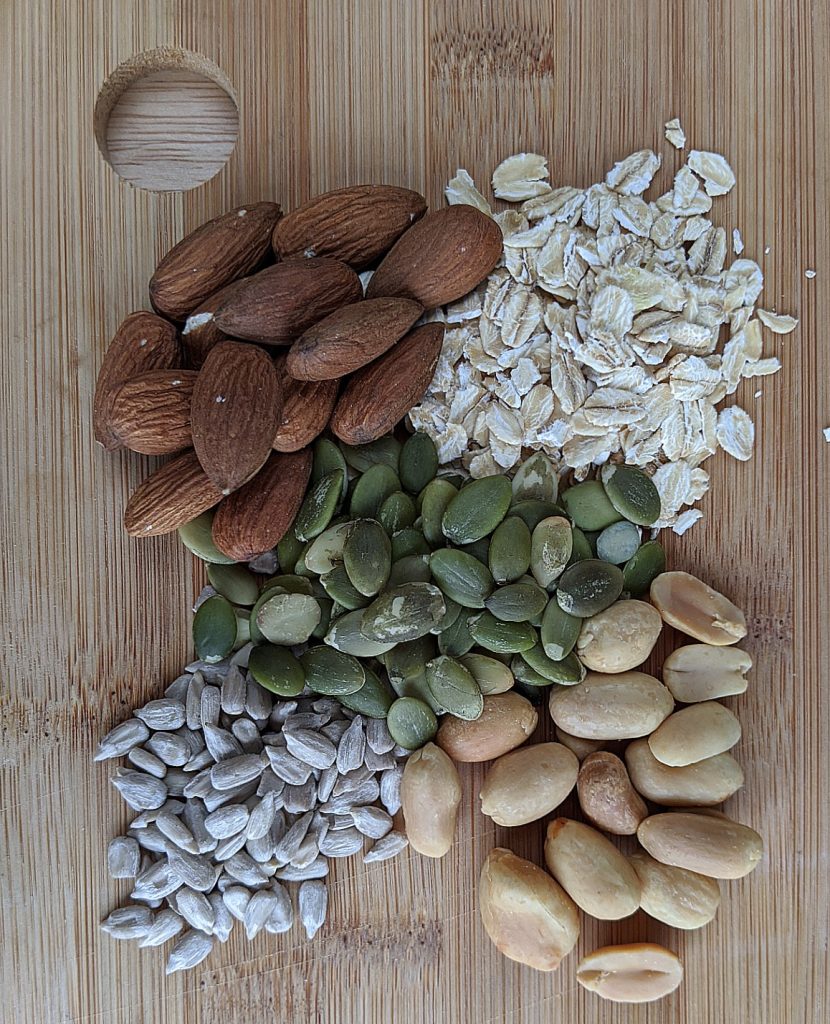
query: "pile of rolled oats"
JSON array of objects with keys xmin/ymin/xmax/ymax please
[{"xmin": 409, "ymin": 120, "xmax": 798, "ymax": 533}]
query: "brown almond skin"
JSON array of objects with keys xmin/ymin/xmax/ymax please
[
  {"xmin": 108, "ymin": 369, "xmax": 197, "ymax": 455},
  {"xmin": 273, "ymin": 185, "xmax": 427, "ymax": 269},
  {"xmin": 577, "ymin": 751, "xmax": 648, "ymax": 835},
  {"xmin": 149, "ymin": 202, "xmax": 282, "ymax": 322},
  {"xmin": 124, "ymin": 450, "xmax": 223, "ymax": 537},
  {"xmin": 286, "ymin": 297, "xmax": 423, "ymax": 381},
  {"xmin": 180, "ymin": 279, "xmax": 247, "ymax": 369},
  {"xmin": 330, "ymin": 322, "xmax": 444, "ymax": 445},
  {"xmin": 211, "ymin": 448, "xmax": 312, "ymax": 560},
  {"xmin": 436, "ymin": 693, "xmax": 537, "ymax": 763},
  {"xmin": 366, "ymin": 205, "xmax": 503, "ymax": 307},
  {"xmin": 93, "ymin": 311, "xmax": 180, "ymax": 450},
  {"xmin": 191, "ymin": 341, "xmax": 282, "ymax": 494},
  {"xmin": 273, "ymin": 374, "xmax": 339, "ymax": 453},
  {"xmin": 215, "ymin": 258, "xmax": 362, "ymax": 344}
]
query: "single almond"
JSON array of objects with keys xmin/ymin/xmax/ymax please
[
  {"xmin": 211, "ymin": 448, "xmax": 312, "ymax": 560},
  {"xmin": 330, "ymin": 322, "xmax": 444, "ymax": 445},
  {"xmin": 286, "ymin": 297, "xmax": 423, "ymax": 381},
  {"xmin": 273, "ymin": 185, "xmax": 427, "ymax": 269},
  {"xmin": 149, "ymin": 202, "xmax": 281, "ymax": 322},
  {"xmin": 180, "ymin": 279, "xmax": 247, "ymax": 369},
  {"xmin": 214, "ymin": 258, "xmax": 362, "ymax": 344},
  {"xmin": 273, "ymin": 374, "xmax": 339, "ymax": 453},
  {"xmin": 93, "ymin": 311, "xmax": 180, "ymax": 450},
  {"xmin": 124, "ymin": 450, "xmax": 223, "ymax": 537},
  {"xmin": 191, "ymin": 341, "xmax": 282, "ymax": 494},
  {"xmin": 366, "ymin": 205, "xmax": 503, "ymax": 307},
  {"xmin": 108, "ymin": 369, "xmax": 197, "ymax": 455}
]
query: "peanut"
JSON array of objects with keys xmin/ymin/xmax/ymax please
[
  {"xmin": 648, "ymin": 701, "xmax": 741, "ymax": 766},
  {"xmin": 436, "ymin": 692, "xmax": 537, "ymax": 762},
  {"xmin": 629, "ymin": 850, "xmax": 721, "ymax": 930},
  {"xmin": 479, "ymin": 742, "xmax": 578, "ymax": 827},
  {"xmin": 625, "ymin": 738, "xmax": 744, "ymax": 806},
  {"xmin": 663, "ymin": 643, "xmax": 752, "ymax": 702},
  {"xmin": 554, "ymin": 726, "xmax": 605, "ymax": 761},
  {"xmin": 400, "ymin": 742, "xmax": 461, "ymax": 858},
  {"xmin": 650, "ymin": 571, "xmax": 747, "ymax": 645},
  {"xmin": 577, "ymin": 751, "xmax": 647, "ymax": 835},
  {"xmin": 576, "ymin": 943, "xmax": 683, "ymax": 1003},
  {"xmin": 576, "ymin": 600, "xmax": 663, "ymax": 673},
  {"xmin": 548, "ymin": 671, "xmax": 673, "ymax": 740},
  {"xmin": 637, "ymin": 811, "xmax": 763, "ymax": 879}
]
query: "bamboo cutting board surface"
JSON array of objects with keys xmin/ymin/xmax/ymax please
[{"xmin": 1, "ymin": 2, "xmax": 828, "ymax": 1022}]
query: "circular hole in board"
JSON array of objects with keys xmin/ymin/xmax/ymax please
[{"xmin": 94, "ymin": 48, "xmax": 239, "ymax": 192}]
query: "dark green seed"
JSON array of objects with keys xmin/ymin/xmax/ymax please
[
  {"xmin": 568, "ymin": 527, "xmax": 594, "ymax": 565},
  {"xmin": 386, "ymin": 696, "xmax": 438, "ymax": 750},
  {"xmin": 384, "ymin": 635, "xmax": 438, "ymax": 684},
  {"xmin": 343, "ymin": 519, "xmax": 392, "ymax": 597},
  {"xmin": 349, "ymin": 464, "xmax": 401, "ymax": 519},
  {"xmin": 468, "ymin": 612, "xmax": 537, "ymax": 654},
  {"xmin": 555, "ymin": 559, "xmax": 624, "ymax": 617},
  {"xmin": 389, "ymin": 669, "xmax": 444, "ymax": 713},
  {"xmin": 460, "ymin": 536, "xmax": 491, "ymax": 566},
  {"xmin": 178, "ymin": 510, "xmax": 235, "ymax": 564},
  {"xmin": 489, "ymin": 516, "xmax": 532, "ymax": 583},
  {"xmin": 511, "ymin": 452, "xmax": 559, "ymax": 504},
  {"xmin": 248, "ymin": 644, "xmax": 306, "ymax": 697},
  {"xmin": 425, "ymin": 656, "xmax": 484, "ymax": 721},
  {"xmin": 509, "ymin": 499, "xmax": 567, "ymax": 532},
  {"xmin": 360, "ymin": 583, "xmax": 446, "ymax": 643},
  {"xmin": 256, "ymin": 592, "xmax": 321, "ymax": 645},
  {"xmin": 485, "ymin": 582, "xmax": 548, "ymax": 623},
  {"xmin": 433, "ymin": 596, "xmax": 462, "ymax": 633},
  {"xmin": 260, "ymin": 574, "xmax": 314, "ymax": 596},
  {"xmin": 206, "ymin": 563, "xmax": 260, "ymax": 606},
  {"xmin": 442, "ymin": 475, "xmax": 513, "ymax": 544},
  {"xmin": 388, "ymin": 554, "xmax": 432, "ymax": 587},
  {"xmin": 320, "ymin": 563, "xmax": 370, "ymax": 610},
  {"xmin": 340, "ymin": 436, "xmax": 401, "ymax": 474},
  {"xmin": 596, "ymin": 520, "xmax": 641, "ymax": 564},
  {"xmin": 510, "ymin": 655, "xmax": 554, "ymax": 688},
  {"xmin": 540, "ymin": 599, "xmax": 582, "ymax": 661},
  {"xmin": 522, "ymin": 643, "xmax": 586, "ymax": 685},
  {"xmin": 437, "ymin": 472, "xmax": 466, "ymax": 490},
  {"xmin": 336, "ymin": 666, "xmax": 395, "ymax": 718},
  {"xmin": 399, "ymin": 431, "xmax": 439, "ymax": 494},
  {"xmin": 379, "ymin": 491, "xmax": 417, "ymax": 535},
  {"xmin": 560, "ymin": 480, "xmax": 623, "ymax": 531},
  {"xmin": 294, "ymin": 470, "xmax": 345, "ymax": 542},
  {"xmin": 300, "ymin": 646, "xmax": 366, "ymax": 695},
  {"xmin": 391, "ymin": 527, "xmax": 431, "ymax": 560},
  {"xmin": 419, "ymin": 479, "xmax": 458, "ymax": 547},
  {"xmin": 324, "ymin": 608, "xmax": 396, "ymax": 657},
  {"xmin": 622, "ymin": 539, "xmax": 667, "ymax": 596},
  {"xmin": 530, "ymin": 516, "xmax": 573, "ymax": 589},
  {"xmin": 438, "ymin": 612, "xmax": 476, "ymax": 657},
  {"xmin": 277, "ymin": 528, "xmax": 305, "ymax": 574},
  {"xmin": 193, "ymin": 595, "xmax": 237, "ymax": 663},
  {"xmin": 312, "ymin": 597, "xmax": 334, "ymax": 639},
  {"xmin": 600, "ymin": 463, "xmax": 662, "ymax": 526},
  {"xmin": 429, "ymin": 548, "xmax": 494, "ymax": 609},
  {"xmin": 311, "ymin": 438, "xmax": 349, "ymax": 502}
]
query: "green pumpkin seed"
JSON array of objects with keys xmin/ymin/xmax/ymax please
[
  {"xmin": 622, "ymin": 539, "xmax": 666, "ymax": 596},
  {"xmin": 568, "ymin": 527, "xmax": 594, "ymax": 565},
  {"xmin": 379, "ymin": 491, "xmax": 417, "ymax": 535},
  {"xmin": 433, "ymin": 596, "xmax": 462, "ymax": 633},
  {"xmin": 429, "ymin": 548, "xmax": 494, "ymax": 609},
  {"xmin": 596, "ymin": 520, "xmax": 641, "ymax": 564},
  {"xmin": 311, "ymin": 438, "xmax": 349, "ymax": 502},
  {"xmin": 248, "ymin": 644, "xmax": 306, "ymax": 696},
  {"xmin": 510, "ymin": 655, "xmax": 553, "ymax": 688},
  {"xmin": 303, "ymin": 522, "xmax": 352, "ymax": 575},
  {"xmin": 391, "ymin": 527, "xmax": 431, "ymax": 560},
  {"xmin": 560, "ymin": 480, "xmax": 622, "ymax": 531},
  {"xmin": 294, "ymin": 470, "xmax": 345, "ymax": 542},
  {"xmin": 360, "ymin": 583, "xmax": 446, "ymax": 643},
  {"xmin": 522, "ymin": 643, "xmax": 586, "ymax": 685},
  {"xmin": 399, "ymin": 431, "xmax": 439, "ymax": 494},
  {"xmin": 460, "ymin": 536, "xmax": 491, "ymax": 566},
  {"xmin": 555, "ymin": 559, "xmax": 624, "ymax": 617},
  {"xmin": 193, "ymin": 595, "xmax": 237, "ymax": 663},
  {"xmin": 293, "ymin": 545, "xmax": 316, "ymax": 577},
  {"xmin": 260, "ymin": 574, "xmax": 314, "ymax": 596},
  {"xmin": 255, "ymin": 593, "xmax": 321, "ymax": 645},
  {"xmin": 178, "ymin": 511, "xmax": 236, "ymax": 565},
  {"xmin": 325, "ymin": 608, "xmax": 397, "ymax": 657},
  {"xmin": 438, "ymin": 611, "xmax": 476, "ymax": 657},
  {"xmin": 300, "ymin": 646, "xmax": 366, "ymax": 695},
  {"xmin": 488, "ymin": 516, "xmax": 532, "ymax": 584},
  {"xmin": 509, "ymin": 499, "xmax": 567, "ymax": 532},
  {"xmin": 249, "ymin": 587, "xmax": 283, "ymax": 644},
  {"xmin": 485, "ymin": 581, "xmax": 548, "ymax": 623},
  {"xmin": 425, "ymin": 656, "xmax": 484, "ymax": 720},
  {"xmin": 389, "ymin": 669, "xmax": 444, "ymax": 713},
  {"xmin": 441, "ymin": 475, "xmax": 512, "ymax": 545},
  {"xmin": 468, "ymin": 612, "xmax": 537, "ymax": 654},
  {"xmin": 438, "ymin": 471, "xmax": 466, "ymax": 489},
  {"xmin": 234, "ymin": 611, "xmax": 251, "ymax": 650},
  {"xmin": 349, "ymin": 464, "xmax": 401, "ymax": 519},
  {"xmin": 540, "ymin": 599, "xmax": 582, "ymax": 661},
  {"xmin": 311, "ymin": 597, "xmax": 334, "ymax": 639},
  {"xmin": 343, "ymin": 519, "xmax": 392, "ymax": 597},
  {"xmin": 386, "ymin": 697, "xmax": 438, "ymax": 750},
  {"xmin": 530, "ymin": 516, "xmax": 573, "ymax": 590},
  {"xmin": 320, "ymin": 563, "xmax": 370, "ymax": 610},
  {"xmin": 419, "ymin": 479, "xmax": 458, "ymax": 546},
  {"xmin": 277, "ymin": 528, "xmax": 305, "ymax": 574},
  {"xmin": 340, "ymin": 436, "xmax": 401, "ymax": 474},
  {"xmin": 206, "ymin": 563, "xmax": 260, "ymax": 606},
  {"xmin": 384, "ymin": 636, "xmax": 438, "ymax": 684},
  {"xmin": 337, "ymin": 666, "xmax": 395, "ymax": 718},
  {"xmin": 511, "ymin": 451, "xmax": 559, "ymax": 504},
  {"xmin": 388, "ymin": 554, "xmax": 432, "ymax": 587},
  {"xmin": 600, "ymin": 463, "xmax": 661, "ymax": 526},
  {"xmin": 460, "ymin": 654, "xmax": 515, "ymax": 695}
]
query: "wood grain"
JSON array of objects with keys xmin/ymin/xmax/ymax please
[{"xmin": 1, "ymin": 1, "xmax": 828, "ymax": 1022}]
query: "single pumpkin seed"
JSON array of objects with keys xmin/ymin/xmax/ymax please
[
  {"xmin": 433, "ymin": 596, "xmax": 462, "ymax": 633},
  {"xmin": 248, "ymin": 587, "xmax": 286, "ymax": 644},
  {"xmin": 426, "ymin": 656, "xmax": 484, "ymax": 720},
  {"xmin": 399, "ymin": 432, "xmax": 439, "ymax": 494},
  {"xmin": 193, "ymin": 596, "xmax": 237, "ymax": 663},
  {"xmin": 622, "ymin": 539, "xmax": 666, "ymax": 596},
  {"xmin": 311, "ymin": 438, "xmax": 349, "ymax": 502},
  {"xmin": 294, "ymin": 470, "xmax": 345, "ymax": 542},
  {"xmin": 510, "ymin": 655, "xmax": 554, "ymax": 687},
  {"xmin": 360, "ymin": 583, "xmax": 446, "ymax": 643},
  {"xmin": 540, "ymin": 599, "xmax": 582, "ymax": 661},
  {"xmin": 391, "ymin": 527, "xmax": 431, "ymax": 560},
  {"xmin": 384, "ymin": 635, "xmax": 438, "ymax": 684},
  {"xmin": 248, "ymin": 645, "xmax": 305, "ymax": 697},
  {"xmin": 509, "ymin": 499, "xmax": 568, "ymax": 532},
  {"xmin": 556, "ymin": 559, "xmax": 624, "ymax": 617},
  {"xmin": 460, "ymin": 653, "xmax": 515, "ymax": 695},
  {"xmin": 489, "ymin": 516, "xmax": 532, "ymax": 583},
  {"xmin": 596, "ymin": 520, "xmax": 641, "ymax": 564},
  {"xmin": 522, "ymin": 643, "xmax": 586, "ymax": 685},
  {"xmin": 438, "ymin": 611, "xmax": 476, "ymax": 657},
  {"xmin": 343, "ymin": 519, "xmax": 392, "ymax": 597},
  {"xmin": 324, "ymin": 608, "xmax": 397, "ymax": 656},
  {"xmin": 303, "ymin": 522, "xmax": 351, "ymax": 575},
  {"xmin": 429, "ymin": 548, "xmax": 494, "ymax": 609},
  {"xmin": 561, "ymin": 480, "xmax": 623, "ymax": 531},
  {"xmin": 568, "ymin": 527, "xmax": 594, "ymax": 565},
  {"xmin": 386, "ymin": 697, "xmax": 438, "ymax": 750},
  {"xmin": 312, "ymin": 597, "xmax": 334, "ymax": 639},
  {"xmin": 600, "ymin": 463, "xmax": 662, "ymax": 526},
  {"xmin": 530, "ymin": 516, "xmax": 573, "ymax": 590},
  {"xmin": 206, "ymin": 563, "xmax": 259, "ymax": 606},
  {"xmin": 337, "ymin": 666, "xmax": 395, "ymax": 718},
  {"xmin": 178, "ymin": 510, "xmax": 236, "ymax": 565},
  {"xmin": 276, "ymin": 528, "xmax": 305, "ymax": 574},
  {"xmin": 389, "ymin": 667, "xmax": 445, "ymax": 713},
  {"xmin": 234, "ymin": 611, "xmax": 251, "ymax": 649},
  {"xmin": 468, "ymin": 612, "xmax": 537, "ymax": 654},
  {"xmin": 460, "ymin": 536, "xmax": 491, "ymax": 566},
  {"xmin": 260, "ymin": 574, "xmax": 315, "ymax": 596},
  {"xmin": 442, "ymin": 475, "xmax": 512, "ymax": 545},
  {"xmin": 511, "ymin": 452, "xmax": 559, "ymax": 504},
  {"xmin": 388, "ymin": 554, "xmax": 432, "ymax": 587},
  {"xmin": 256, "ymin": 593, "xmax": 321, "ymax": 645},
  {"xmin": 320, "ymin": 563, "xmax": 370, "ymax": 609},
  {"xmin": 340, "ymin": 436, "xmax": 401, "ymax": 474},
  {"xmin": 349, "ymin": 464, "xmax": 401, "ymax": 519},
  {"xmin": 485, "ymin": 581, "xmax": 549, "ymax": 623},
  {"xmin": 420, "ymin": 479, "xmax": 458, "ymax": 547},
  {"xmin": 300, "ymin": 647, "xmax": 366, "ymax": 695},
  {"xmin": 379, "ymin": 491, "xmax": 417, "ymax": 535}
]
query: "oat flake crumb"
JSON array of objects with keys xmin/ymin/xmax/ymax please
[{"xmin": 664, "ymin": 117, "xmax": 686, "ymax": 149}]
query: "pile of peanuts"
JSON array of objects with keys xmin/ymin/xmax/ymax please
[{"xmin": 400, "ymin": 569, "xmax": 760, "ymax": 1004}]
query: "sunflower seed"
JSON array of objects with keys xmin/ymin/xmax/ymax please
[
  {"xmin": 204, "ymin": 804, "xmax": 250, "ymax": 840},
  {"xmin": 200, "ymin": 686, "xmax": 221, "ymax": 727},
  {"xmin": 162, "ymin": 768, "xmax": 190, "ymax": 797},
  {"xmin": 156, "ymin": 814, "xmax": 198, "ymax": 854},
  {"xmin": 107, "ymin": 836, "xmax": 141, "ymax": 879},
  {"xmin": 203, "ymin": 723, "xmax": 244, "ymax": 763},
  {"xmin": 363, "ymin": 830, "xmax": 409, "ymax": 863},
  {"xmin": 379, "ymin": 766, "xmax": 403, "ymax": 815},
  {"xmin": 132, "ymin": 824, "xmax": 167, "ymax": 853},
  {"xmin": 222, "ymin": 885, "xmax": 251, "ymax": 921},
  {"xmin": 264, "ymin": 882, "xmax": 294, "ymax": 933},
  {"xmin": 213, "ymin": 831, "xmax": 249, "ymax": 861},
  {"xmin": 328, "ymin": 813, "xmax": 356, "ymax": 830},
  {"xmin": 246, "ymin": 792, "xmax": 277, "ymax": 840},
  {"xmin": 95, "ymin": 719, "xmax": 150, "ymax": 761},
  {"xmin": 284, "ymin": 779, "xmax": 318, "ymax": 814},
  {"xmin": 364, "ymin": 747, "xmax": 396, "ymax": 772},
  {"xmin": 336, "ymin": 717, "xmax": 366, "ymax": 774},
  {"xmin": 165, "ymin": 674, "xmax": 191, "ymax": 702},
  {"xmin": 210, "ymin": 755, "xmax": 264, "ymax": 791},
  {"xmin": 350, "ymin": 806, "xmax": 393, "ymax": 839},
  {"xmin": 183, "ymin": 768, "xmax": 213, "ymax": 799},
  {"xmin": 175, "ymin": 888, "xmax": 215, "ymax": 933},
  {"xmin": 111, "ymin": 769, "xmax": 168, "ymax": 811},
  {"xmin": 138, "ymin": 908, "xmax": 185, "ymax": 948},
  {"xmin": 219, "ymin": 665, "xmax": 246, "ymax": 715},
  {"xmin": 166, "ymin": 929, "xmax": 214, "ymax": 974},
  {"xmin": 231, "ymin": 717, "xmax": 263, "ymax": 753},
  {"xmin": 284, "ymin": 729, "xmax": 337, "ymax": 770},
  {"xmin": 275, "ymin": 858, "xmax": 329, "ymax": 881},
  {"xmin": 321, "ymin": 720, "xmax": 350, "ymax": 744},
  {"xmin": 208, "ymin": 891, "xmax": 233, "ymax": 942},
  {"xmin": 265, "ymin": 746, "xmax": 313, "ymax": 785},
  {"xmin": 130, "ymin": 799, "xmax": 185, "ymax": 829},
  {"xmin": 147, "ymin": 733, "xmax": 190, "ymax": 768},
  {"xmin": 224, "ymin": 852, "xmax": 269, "ymax": 887},
  {"xmin": 316, "ymin": 764, "xmax": 339, "ymax": 803},
  {"xmin": 290, "ymin": 833, "xmax": 320, "ymax": 868},
  {"xmin": 128, "ymin": 747, "xmax": 167, "ymax": 779},
  {"xmin": 132, "ymin": 860, "xmax": 183, "ymax": 901},
  {"xmin": 203, "ymin": 780, "xmax": 257, "ymax": 813},
  {"xmin": 299, "ymin": 880, "xmax": 328, "ymax": 939},
  {"xmin": 273, "ymin": 811, "xmax": 313, "ymax": 862},
  {"xmin": 319, "ymin": 827, "xmax": 364, "ymax": 858},
  {"xmin": 167, "ymin": 847, "xmax": 216, "ymax": 892},
  {"xmin": 243, "ymin": 889, "xmax": 279, "ymax": 940},
  {"xmin": 101, "ymin": 905, "xmax": 153, "ymax": 940},
  {"xmin": 181, "ymin": 802, "xmax": 216, "ymax": 855},
  {"xmin": 270, "ymin": 700, "xmax": 298, "ymax": 725},
  {"xmin": 245, "ymin": 679, "xmax": 273, "ymax": 721},
  {"xmin": 246, "ymin": 832, "xmax": 276, "ymax": 863},
  {"xmin": 184, "ymin": 750, "xmax": 214, "ymax": 772},
  {"xmin": 282, "ymin": 712, "xmax": 327, "ymax": 733},
  {"xmin": 186, "ymin": 674, "xmax": 205, "ymax": 730},
  {"xmin": 135, "ymin": 699, "xmax": 186, "ymax": 731},
  {"xmin": 365, "ymin": 718, "xmax": 395, "ymax": 755},
  {"xmin": 257, "ymin": 771, "xmax": 286, "ymax": 800},
  {"xmin": 332, "ymin": 765, "xmax": 373, "ymax": 795}
]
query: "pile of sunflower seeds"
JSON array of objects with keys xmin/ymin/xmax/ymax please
[{"xmin": 97, "ymin": 642, "xmax": 409, "ymax": 974}]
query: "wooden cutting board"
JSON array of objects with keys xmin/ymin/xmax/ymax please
[{"xmin": 2, "ymin": 2, "xmax": 828, "ymax": 1022}]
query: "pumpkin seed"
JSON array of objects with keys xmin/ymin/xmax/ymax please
[
  {"xmin": 311, "ymin": 597, "xmax": 334, "ymax": 639},
  {"xmin": 277, "ymin": 528, "xmax": 305, "ymax": 574},
  {"xmin": 511, "ymin": 452, "xmax": 559, "ymax": 504},
  {"xmin": 379, "ymin": 491, "xmax": 417, "ymax": 535},
  {"xmin": 433, "ymin": 596, "xmax": 462, "ymax": 633},
  {"xmin": 399, "ymin": 432, "xmax": 439, "ymax": 494},
  {"xmin": 300, "ymin": 647, "xmax": 366, "ymax": 696},
  {"xmin": 388, "ymin": 554, "xmax": 432, "ymax": 587},
  {"xmin": 442, "ymin": 475, "xmax": 512, "ymax": 544},
  {"xmin": 178, "ymin": 511, "xmax": 236, "ymax": 565},
  {"xmin": 384, "ymin": 636, "xmax": 438, "ymax": 684},
  {"xmin": 320, "ymin": 563, "xmax": 370, "ymax": 609},
  {"xmin": 568, "ymin": 527, "xmax": 594, "ymax": 565},
  {"xmin": 311, "ymin": 438, "xmax": 349, "ymax": 501},
  {"xmin": 261, "ymin": 574, "xmax": 315, "ymax": 596},
  {"xmin": 349, "ymin": 464, "xmax": 400, "ymax": 519},
  {"xmin": 206, "ymin": 563, "xmax": 259, "ymax": 606},
  {"xmin": 324, "ymin": 609, "xmax": 397, "ymax": 657},
  {"xmin": 234, "ymin": 611, "xmax": 251, "ymax": 649},
  {"xmin": 459, "ymin": 537, "xmax": 490, "ymax": 568},
  {"xmin": 596, "ymin": 520, "xmax": 641, "ymax": 564},
  {"xmin": 337, "ymin": 666, "xmax": 395, "ymax": 718},
  {"xmin": 340, "ymin": 436, "xmax": 401, "ymax": 474},
  {"xmin": 468, "ymin": 612, "xmax": 537, "ymax": 654},
  {"xmin": 600, "ymin": 463, "xmax": 661, "ymax": 526},
  {"xmin": 391, "ymin": 527, "xmax": 431, "ymax": 560},
  {"xmin": 460, "ymin": 654, "xmax": 515, "ymax": 695},
  {"xmin": 540, "ymin": 599, "xmax": 582, "ymax": 661},
  {"xmin": 437, "ymin": 611, "xmax": 476, "ymax": 657},
  {"xmin": 193, "ymin": 596, "xmax": 237, "ymax": 663},
  {"xmin": 488, "ymin": 516, "xmax": 532, "ymax": 583},
  {"xmin": 555, "ymin": 559, "xmax": 624, "ymax": 617},
  {"xmin": 303, "ymin": 522, "xmax": 351, "ymax": 575},
  {"xmin": 438, "ymin": 472, "xmax": 466, "ymax": 489},
  {"xmin": 420, "ymin": 479, "xmax": 458, "ymax": 546},
  {"xmin": 425, "ymin": 657, "xmax": 484, "ymax": 721},
  {"xmin": 294, "ymin": 470, "xmax": 345, "ymax": 542},
  {"xmin": 530, "ymin": 516, "xmax": 573, "ymax": 590},
  {"xmin": 386, "ymin": 697, "xmax": 438, "ymax": 750},
  {"xmin": 510, "ymin": 655, "xmax": 553, "ymax": 687},
  {"xmin": 343, "ymin": 519, "xmax": 392, "ymax": 597},
  {"xmin": 360, "ymin": 583, "xmax": 446, "ymax": 643},
  {"xmin": 389, "ymin": 668, "xmax": 445, "ymax": 713},
  {"xmin": 248, "ymin": 645, "xmax": 305, "ymax": 696},
  {"xmin": 429, "ymin": 548, "xmax": 494, "ymax": 609},
  {"xmin": 561, "ymin": 480, "xmax": 623, "ymax": 531},
  {"xmin": 622, "ymin": 539, "xmax": 667, "ymax": 596},
  {"xmin": 509, "ymin": 499, "xmax": 567, "ymax": 532},
  {"xmin": 485, "ymin": 582, "xmax": 548, "ymax": 623},
  {"xmin": 256, "ymin": 593, "xmax": 321, "ymax": 645},
  {"xmin": 522, "ymin": 643, "xmax": 586, "ymax": 685}
]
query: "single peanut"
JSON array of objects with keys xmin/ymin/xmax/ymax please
[
  {"xmin": 650, "ymin": 571, "xmax": 747, "ymax": 645},
  {"xmin": 625, "ymin": 738, "xmax": 744, "ymax": 806},
  {"xmin": 554, "ymin": 726, "xmax": 605, "ymax": 761},
  {"xmin": 480, "ymin": 742, "xmax": 578, "ymax": 827},
  {"xmin": 637, "ymin": 811, "xmax": 763, "ymax": 879},
  {"xmin": 648, "ymin": 701, "xmax": 741, "ymax": 766},
  {"xmin": 576, "ymin": 943, "xmax": 683, "ymax": 1003},
  {"xmin": 629, "ymin": 850, "xmax": 721, "ymax": 930},
  {"xmin": 577, "ymin": 751, "xmax": 647, "ymax": 835},
  {"xmin": 576, "ymin": 600, "xmax": 663, "ymax": 673},
  {"xmin": 400, "ymin": 742, "xmax": 461, "ymax": 858},
  {"xmin": 436, "ymin": 692, "xmax": 537, "ymax": 762},
  {"xmin": 549, "ymin": 671, "xmax": 673, "ymax": 740},
  {"xmin": 663, "ymin": 643, "xmax": 752, "ymax": 702}
]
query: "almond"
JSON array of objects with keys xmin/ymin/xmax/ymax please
[
  {"xmin": 366, "ymin": 205, "xmax": 503, "ymax": 307},
  {"xmin": 272, "ymin": 185, "xmax": 427, "ymax": 269},
  {"xmin": 211, "ymin": 448, "xmax": 312, "ymax": 560},
  {"xmin": 180, "ymin": 279, "xmax": 247, "ymax": 369},
  {"xmin": 286, "ymin": 297, "xmax": 423, "ymax": 380},
  {"xmin": 329, "ymin": 323, "xmax": 444, "ymax": 445},
  {"xmin": 93, "ymin": 312, "xmax": 180, "ymax": 450},
  {"xmin": 124, "ymin": 450, "xmax": 223, "ymax": 537},
  {"xmin": 214, "ymin": 258, "xmax": 362, "ymax": 344},
  {"xmin": 273, "ymin": 373, "xmax": 338, "ymax": 453},
  {"xmin": 149, "ymin": 202, "xmax": 281, "ymax": 322},
  {"xmin": 108, "ymin": 369, "xmax": 198, "ymax": 455},
  {"xmin": 191, "ymin": 341, "xmax": 283, "ymax": 494}
]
